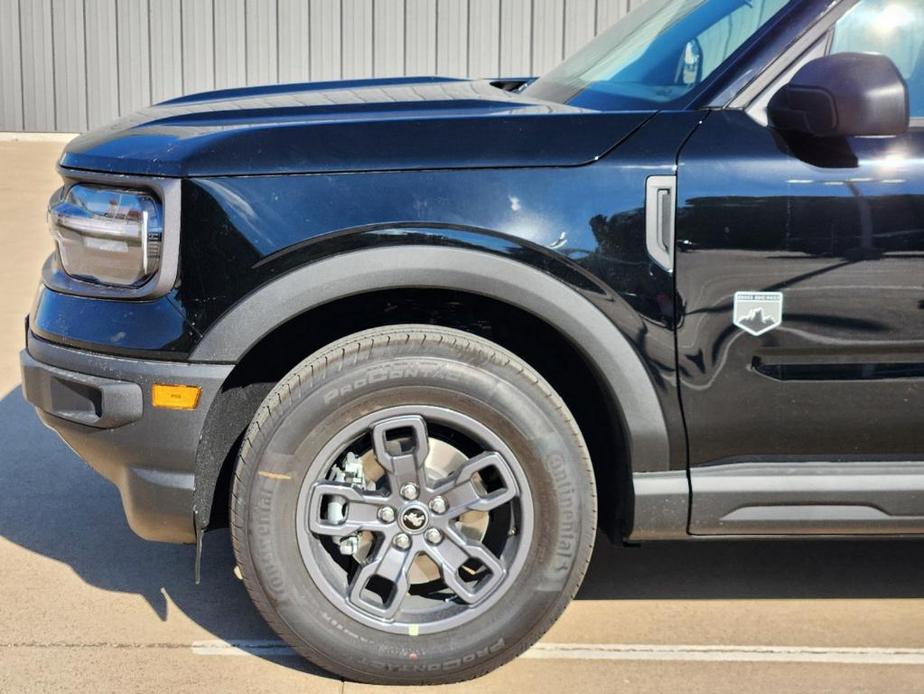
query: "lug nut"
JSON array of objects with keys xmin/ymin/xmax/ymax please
[
  {"xmin": 393, "ymin": 533, "xmax": 412, "ymax": 550},
  {"xmin": 424, "ymin": 528, "xmax": 443, "ymax": 545},
  {"xmin": 377, "ymin": 506, "xmax": 396, "ymax": 523},
  {"xmin": 428, "ymin": 496, "xmax": 447, "ymax": 514},
  {"xmin": 399, "ymin": 483, "xmax": 419, "ymax": 501},
  {"xmin": 339, "ymin": 535, "xmax": 359, "ymax": 556}
]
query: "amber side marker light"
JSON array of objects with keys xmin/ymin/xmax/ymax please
[{"xmin": 152, "ymin": 384, "xmax": 201, "ymax": 410}]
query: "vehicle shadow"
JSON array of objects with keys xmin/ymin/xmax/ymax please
[
  {"xmin": 1, "ymin": 384, "xmax": 922, "ymax": 667},
  {"xmin": 0, "ymin": 386, "xmax": 324, "ymax": 676},
  {"xmin": 579, "ymin": 533, "xmax": 924, "ymax": 601}
]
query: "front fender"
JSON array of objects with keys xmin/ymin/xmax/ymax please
[{"xmin": 191, "ymin": 243, "xmax": 672, "ymax": 477}]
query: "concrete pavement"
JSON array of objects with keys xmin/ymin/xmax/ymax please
[{"xmin": 1, "ymin": 140, "xmax": 923, "ymax": 693}]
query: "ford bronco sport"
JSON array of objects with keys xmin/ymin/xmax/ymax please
[{"xmin": 20, "ymin": 0, "xmax": 924, "ymax": 684}]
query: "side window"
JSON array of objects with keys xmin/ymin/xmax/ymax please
[{"xmin": 830, "ymin": 0, "xmax": 924, "ymax": 117}]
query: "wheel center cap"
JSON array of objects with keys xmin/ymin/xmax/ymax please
[{"xmin": 399, "ymin": 504, "xmax": 429, "ymax": 534}]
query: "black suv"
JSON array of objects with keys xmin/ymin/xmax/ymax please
[{"xmin": 20, "ymin": 0, "xmax": 924, "ymax": 685}]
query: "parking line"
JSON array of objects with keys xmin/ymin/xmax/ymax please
[
  {"xmin": 190, "ymin": 640, "xmax": 924, "ymax": 665},
  {"xmin": 523, "ymin": 643, "xmax": 924, "ymax": 665}
]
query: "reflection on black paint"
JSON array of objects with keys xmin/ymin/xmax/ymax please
[{"xmin": 675, "ymin": 109, "xmax": 924, "ymax": 468}]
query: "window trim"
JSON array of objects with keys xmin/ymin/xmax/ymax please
[
  {"xmin": 744, "ymin": 34, "xmax": 829, "ymax": 126},
  {"xmin": 726, "ymin": 0, "xmax": 859, "ymax": 110}
]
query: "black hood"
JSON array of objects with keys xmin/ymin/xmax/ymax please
[{"xmin": 59, "ymin": 77, "xmax": 651, "ymax": 177}]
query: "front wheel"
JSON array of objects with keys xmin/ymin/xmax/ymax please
[{"xmin": 230, "ymin": 325, "xmax": 596, "ymax": 685}]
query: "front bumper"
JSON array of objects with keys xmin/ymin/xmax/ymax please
[{"xmin": 20, "ymin": 331, "xmax": 233, "ymax": 543}]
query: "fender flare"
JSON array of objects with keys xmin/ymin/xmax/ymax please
[{"xmin": 191, "ymin": 244, "xmax": 671, "ymax": 474}]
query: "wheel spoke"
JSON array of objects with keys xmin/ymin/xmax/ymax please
[
  {"xmin": 306, "ymin": 482, "xmax": 389, "ymax": 536},
  {"xmin": 371, "ymin": 415, "xmax": 430, "ymax": 490},
  {"xmin": 425, "ymin": 527, "xmax": 506, "ymax": 603},
  {"xmin": 348, "ymin": 542, "xmax": 416, "ymax": 620},
  {"xmin": 296, "ymin": 405, "xmax": 535, "ymax": 633},
  {"xmin": 435, "ymin": 451, "xmax": 519, "ymax": 515}
]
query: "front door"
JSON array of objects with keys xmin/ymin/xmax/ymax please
[{"xmin": 675, "ymin": 0, "xmax": 924, "ymax": 534}]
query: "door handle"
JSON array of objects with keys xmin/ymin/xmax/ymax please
[{"xmin": 645, "ymin": 175, "xmax": 676, "ymax": 273}]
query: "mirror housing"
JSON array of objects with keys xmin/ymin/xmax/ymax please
[{"xmin": 768, "ymin": 52, "xmax": 909, "ymax": 138}]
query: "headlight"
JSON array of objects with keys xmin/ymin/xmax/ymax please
[{"xmin": 48, "ymin": 184, "xmax": 163, "ymax": 286}]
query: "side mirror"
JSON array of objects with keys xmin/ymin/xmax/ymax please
[{"xmin": 768, "ymin": 52, "xmax": 909, "ymax": 138}]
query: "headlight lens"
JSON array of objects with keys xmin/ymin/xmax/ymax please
[{"xmin": 48, "ymin": 184, "xmax": 164, "ymax": 286}]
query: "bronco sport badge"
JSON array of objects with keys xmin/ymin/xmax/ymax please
[{"xmin": 733, "ymin": 292, "xmax": 784, "ymax": 336}]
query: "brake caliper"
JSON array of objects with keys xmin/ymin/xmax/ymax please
[{"xmin": 327, "ymin": 452, "xmax": 368, "ymax": 556}]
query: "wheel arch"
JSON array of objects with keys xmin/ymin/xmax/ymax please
[{"xmin": 191, "ymin": 244, "xmax": 675, "ymax": 540}]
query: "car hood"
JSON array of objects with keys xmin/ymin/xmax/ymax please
[{"xmin": 59, "ymin": 77, "xmax": 652, "ymax": 177}]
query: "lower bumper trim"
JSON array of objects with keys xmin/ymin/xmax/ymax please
[
  {"xmin": 21, "ymin": 350, "xmax": 143, "ymax": 428},
  {"xmin": 21, "ymin": 333, "xmax": 233, "ymax": 543}
]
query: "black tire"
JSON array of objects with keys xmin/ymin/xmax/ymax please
[{"xmin": 230, "ymin": 325, "xmax": 596, "ymax": 685}]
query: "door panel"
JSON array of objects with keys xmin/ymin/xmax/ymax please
[{"xmin": 675, "ymin": 110, "xmax": 924, "ymax": 476}]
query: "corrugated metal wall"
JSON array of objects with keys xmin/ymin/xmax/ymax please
[{"xmin": 0, "ymin": 0, "xmax": 645, "ymax": 132}]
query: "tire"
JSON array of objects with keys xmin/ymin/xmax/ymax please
[{"xmin": 230, "ymin": 325, "xmax": 596, "ymax": 685}]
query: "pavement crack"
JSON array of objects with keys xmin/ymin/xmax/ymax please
[{"xmin": 1, "ymin": 641, "xmax": 203, "ymax": 650}]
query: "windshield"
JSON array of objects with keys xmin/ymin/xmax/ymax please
[{"xmin": 524, "ymin": 0, "xmax": 793, "ymax": 110}]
